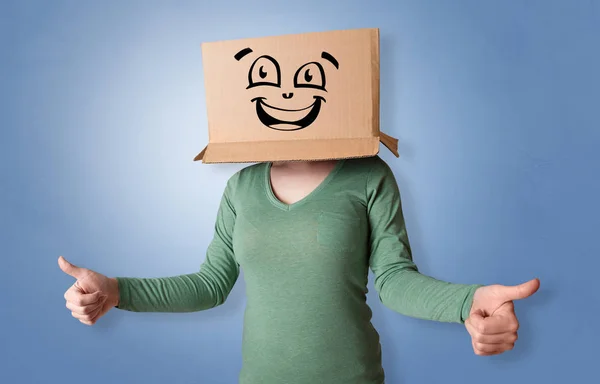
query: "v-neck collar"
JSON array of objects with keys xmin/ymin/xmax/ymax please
[{"xmin": 264, "ymin": 160, "xmax": 345, "ymax": 211}]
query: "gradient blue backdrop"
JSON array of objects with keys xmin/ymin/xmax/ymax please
[{"xmin": 1, "ymin": 1, "xmax": 598, "ymax": 383}]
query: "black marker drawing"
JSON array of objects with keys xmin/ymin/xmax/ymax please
[
  {"xmin": 234, "ymin": 47, "xmax": 253, "ymax": 61},
  {"xmin": 247, "ymin": 55, "xmax": 281, "ymax": 89},
  {"xmin": 235, "ymin": 47, "xmax": 339, "ymax": 131},
  {"xmin": 294, "ymin": 62, "xmax": 326, "ymax": 91},
  {"xmin": 321, "ymin": 51, "xmax": 339, "ymax": 69}
]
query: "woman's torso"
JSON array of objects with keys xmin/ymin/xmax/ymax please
[{"xmin": 232, "ymin": 157, "xmax": 386, "ymax": 384}]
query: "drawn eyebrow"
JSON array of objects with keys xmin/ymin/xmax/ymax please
[
  {"xmin": 234, "ymin": 47, "xmax": 253, "ymax": 61},
  {"xmin": 321, "ymin": 51, "xmax": 339, "ymax": 69}
]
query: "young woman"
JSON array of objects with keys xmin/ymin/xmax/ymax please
[{"xmin": 59, "ymin": 155, "xmax": 539, "ymax": 384}]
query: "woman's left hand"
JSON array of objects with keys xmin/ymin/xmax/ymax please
[{"xmin": 466, "ymin": 278, "xmax": 540, "ymax": 356}]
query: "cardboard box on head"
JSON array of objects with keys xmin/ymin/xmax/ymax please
[{"xmin": 194, "ymin": 28, "xmax": 399, "ymax": 163}]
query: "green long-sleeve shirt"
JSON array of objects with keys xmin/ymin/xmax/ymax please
[{"xmin": 116, "ymin": 155, "xmax": 480, "ymax": 384}]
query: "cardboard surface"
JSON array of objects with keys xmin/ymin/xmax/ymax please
[{"xmin": 194, "ymin": 28, "xmax": 398, "ymax": 163}]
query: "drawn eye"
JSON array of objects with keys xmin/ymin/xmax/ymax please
[
  {"xmin": 259, "ymin": 66, "xmax": 267, "ymax": 78},
  {"xmin": 248, "ymin": 55, "xmax": 281, "ymax": 89},
  {"xmin": 304, "ymin": 69, "xmax": 312, "ymax": 82},
  {"xmin": 294, "ymin": 62, "xmax": 326, "ymax": 91}
]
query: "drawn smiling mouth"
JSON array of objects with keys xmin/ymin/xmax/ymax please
[{"xmin": 251, "ymin": 96, "xmax": 325, "ymax": 131}]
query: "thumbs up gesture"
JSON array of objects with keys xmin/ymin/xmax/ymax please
[
  {"xmin": 58, "ymin": 256, "xmax": 120, "ymax": 326},
  {"xmin": 466, "ymin": 278, "xmax": 540, "ymax": 356}
]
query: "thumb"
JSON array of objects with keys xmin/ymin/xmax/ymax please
[
  {"xmin": 58, "ymin": 256, "xmax": 86, "ymax": 279},
  {"xmin": 498, "ymin": 278, "xmax": 540, "ymax": 301}
]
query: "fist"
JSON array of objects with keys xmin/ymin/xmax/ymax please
[
  {"xmin": 466, "ymin": 278, "xmax": 540, "ymax": 356},
  {"xmin": 58, "ymin": 256, "xmax": 120, "ymax": 326}
]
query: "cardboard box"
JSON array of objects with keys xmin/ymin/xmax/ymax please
[{"xmin": 194, "ymin": 28, "xmax": 399, "ymax": 163}]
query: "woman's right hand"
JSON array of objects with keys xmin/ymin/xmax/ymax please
[{"xmin": 58, "ymin": 256, "xmax": 120, "ymax": 326}]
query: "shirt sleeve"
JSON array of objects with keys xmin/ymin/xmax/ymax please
[
  {"xmin": 367, "ymin": 158, "xmax": 481, "ymax": 323},
  {"xmin": 114, "ymin": 174, "xmax": 241, "ymax": 313}
]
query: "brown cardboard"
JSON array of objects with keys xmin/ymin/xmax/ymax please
[{"xmin": 194, "ymin": 28, "xmax": 399, "ymax": 163}]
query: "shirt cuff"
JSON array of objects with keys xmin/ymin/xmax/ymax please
[
  {"xmin": 460, "ymin": 284, "xmax": 483, "ymax": 323},
  {"xmin": 115, "ymin": 277, "xmax": 131, "ymax": 311}
]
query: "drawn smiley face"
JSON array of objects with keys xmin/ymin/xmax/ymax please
[{"xmin": 235, "ymin": 48, "xmax": 339, "ymax": 131}]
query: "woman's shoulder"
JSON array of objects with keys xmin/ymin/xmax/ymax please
[
  {"xmin": 225, "ymin": 162, "xmax": 267, "ymax": 190},
  {"xmin": 343, "ymin": 155, "xmax": 393, "ymax": 178}
]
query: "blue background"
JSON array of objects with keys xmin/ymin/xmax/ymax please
[{"xmin": 1, "ymin": 1, "xmax": 598, "ymax": 383}]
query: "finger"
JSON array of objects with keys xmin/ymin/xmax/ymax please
[
  {"xmin": 65, "ymin": 289, "xmax": 105, "ymax": 307},
  {"xmin": 58, "ymin": 256, "xmax": 88, "ymax": 280},
  {"xmin": 471, "ymin": 329, "xmax": 517, "ymax": 345},
  {"xmin": 473, "ymin": 341, "xmax": 514, "ymax": 354},
  {"xmin": 71, "ymin": 304, "xmax": 103, "ymax": 323},
  {"xmin": 472, "ymin": 341, "xmax": 494, "ymax": 356},
  {"xmin": 468, "ymin": 312, "xmax": 519, "ymax": 335},
  {"xmin": 84, "ymin": 304, "xmax": 104, "ymax": 323},
  {"xmin": 88, "ymin": 305, "xmax": 108, "ymax": 324},
  {"xmin": 466, "ymin": 320, "xmax": 518, "ymax": 344},
  {"xmin": 66, "ymin": 294, "xmax": 107, "ymax": 315},
  {"xmin": 498, "ymin": 278, "xmax": 540, "ymax": 302}
]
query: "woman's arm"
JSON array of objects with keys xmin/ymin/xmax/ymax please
[
  {"xmin": 367, "ymin": 158, "xmax": 481, "ymax": 323},
  {"xmin": 115, "ymin": 174, "xmax": 240, "ymax": 313}
]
